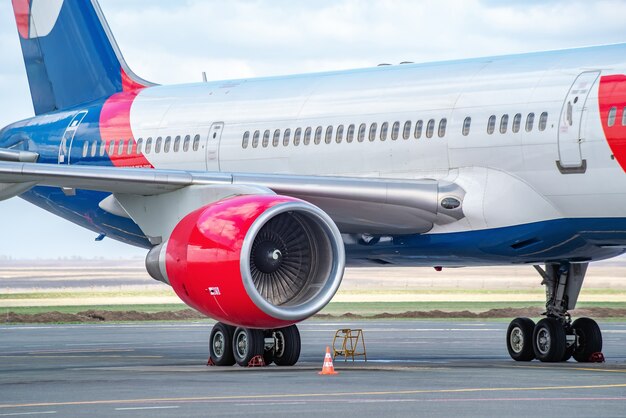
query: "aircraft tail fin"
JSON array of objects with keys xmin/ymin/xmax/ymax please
[{"xmin": 11, "ymin": 0, "xmax": 152, "ymax": 115}]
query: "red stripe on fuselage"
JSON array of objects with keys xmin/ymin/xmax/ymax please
[
  {"xmin": 599, "ymin": 75, "xmax": 626, "ymax": 172},
  {"xmin": 121, "ymin": 68, "xmax": 147, "ymax": 92},
  {"xmin": 99, "ymin": 68, "xmax": 152, "ymax": 168},
  {"xmin": 12, "ymin": 0, "xmax": 31, "ymax": 39}
]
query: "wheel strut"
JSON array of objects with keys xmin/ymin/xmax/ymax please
[{"xmin": 506, "ymin": 262, "xmax": 603, "ymax": 363}]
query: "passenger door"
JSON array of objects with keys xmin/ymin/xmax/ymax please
[
  {"xmin": 58, "ymin": 111, "xmax": 87, "ymax": 165},
  {"xmin": 206, "ymin": 122, "xmax": 224, "ymax": 171},
  {"xmin": 557, "ymin": 71, "xmax": 600, "ymax": 172}
]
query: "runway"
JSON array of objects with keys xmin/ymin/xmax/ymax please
[{"xmin": 1, "ymin": 320, "xmax": 625, "ymax": 417}]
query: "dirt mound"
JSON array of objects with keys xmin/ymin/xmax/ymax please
[
  {"xmin": 3, "ymin": 307, "xmax": 626, "ymax": 324},
  {"xmin": 2, "ymin": 309, "xmax": 205, "ymax": 324}
]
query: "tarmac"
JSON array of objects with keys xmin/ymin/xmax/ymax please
[{"xmin": 1, "ymin": 320, "xmax": 626, "ymax": 417}]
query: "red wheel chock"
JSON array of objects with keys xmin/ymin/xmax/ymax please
[
  {"xmin": 207, "ymin": 357, "xmax": 216, "ymax": 366},
  {"xmin": 247, "ymin": 355, "xmax": 266, "ymax": 367},
  {"xmin": 589, "ymin": 352, "xmax": 605, "ymax": 363}
]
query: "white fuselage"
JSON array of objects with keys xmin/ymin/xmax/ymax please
[{"xmin": 123, "ymin": 43, "xmax": 626, "ymax": 234}]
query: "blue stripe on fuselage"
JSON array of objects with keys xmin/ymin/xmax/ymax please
[{"xmin": 345, "ymin": 217, "xmax": 626, "ymax": 266}]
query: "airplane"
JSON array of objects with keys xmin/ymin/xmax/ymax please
[{"xmin": 1, "ymin": 0, "xmax": 623, "ymax": 366}]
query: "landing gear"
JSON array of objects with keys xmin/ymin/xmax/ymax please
[
  {"xmin": 505, "ymin": 262, "xmax": 603, "ymax": 363},
  {"xmin": 209, "ymin": 323, "xmax": 302, "ymax": 367}
]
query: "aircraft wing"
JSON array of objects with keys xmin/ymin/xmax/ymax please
[{"xmin": 0, "ymin": 161, "xmax": 465, "ymax": 235}]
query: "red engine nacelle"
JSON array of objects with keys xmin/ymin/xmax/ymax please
[{"xmin": 146, "ymin": 194, "xmax": 345, "ymax": 329}]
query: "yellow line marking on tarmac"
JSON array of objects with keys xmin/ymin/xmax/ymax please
[{"xmin": 2, "ymin": 383, "xmax": 626, "ymax": 409}]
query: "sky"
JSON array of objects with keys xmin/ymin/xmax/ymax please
[{"xmin": 1, "ymin": 0, "xmax": 626, "ymax": 259}]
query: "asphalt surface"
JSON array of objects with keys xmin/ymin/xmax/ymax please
[{"xmin": 1, "ymin": 320, "xmax": 625, "ymax": 417}]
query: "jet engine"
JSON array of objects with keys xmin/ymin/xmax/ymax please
[{"xmin": 146, "ymin": 194, "xmax": 345, "ymax": 329}]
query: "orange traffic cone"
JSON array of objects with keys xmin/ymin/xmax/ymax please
[{"xmin": 319, "ymin": 346, "xmax": 338, "ymax": 375}]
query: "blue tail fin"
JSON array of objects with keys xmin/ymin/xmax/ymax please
[{"xmin": 11, "ymin": 0, "xmax": 152, "ymax": 115}]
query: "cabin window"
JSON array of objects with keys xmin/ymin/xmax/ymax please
[
  {"xmin": 325, "ymin": 126, "xmax": 333, "ymax": 144},
  {"xmin": 145, "ymin": 138, "xmax": 152, "ymax": 154},
  {"xmin": 336, "ymin": 125, "xmax": 344, "ymax": 143},
  {"xmin": 438, "ymin": 119, "xmax": 447, "ymax": 138},
  {"xmin": 358, "ymin": 124, "xmax": 367, "ymax": 142},
  {"xmin": 100, "ymin": 141, "xmax": 107, "ymax": 156},
  {"xmin": 608, "ymin": 107, "xmax": 617, "ymax": 127},
  {"xmin": 173, "ymin": 136, "xmax": 181, "ymax": 152},
  {"xmin": 403, "ymin": 121, "xmax": 412, "ymax": 139},
  {"xmin": 262, "ymin": 130, "xmax": 270, "ymax": 148},
  {"xmin": 500, "ymin": 114, "xmax": 509, "ymax": 134},
  {"xmin": 392, "ymin": 121, "xmax": 400, "ymax": 140},
  {"xmin": 251, "ymin": 131, "xmax": 259, "ymax": 149},
  {"xmin": 193, "ymin": 134, "xmax": 201, "ymax": 151},
  {"xmin": 183, "ymin": 135, "xmax": 191, "ymax": 151},
  {"xmin": 538, "ymin": 112, "xmax": 548, "ymax": 131},
  {"xmin": 127, "ymin": 139, "xmax": 134, "ymax": 155},
  {"xmin": 622, "ymin": 107, "xmax": 626, "ymax": 126},
  {"xmin": 90, "ymin": 141, "xmax": 97, "ymax": 157},
  {"xmin": 314, "ymin": 126, "xmax": 322, "ymax": 145},
  {"xmin": 512, "ymin": 113, "xmax": 522, "ymax": 133},
  {"xmin": 242, "ymin": 131, "xmax": 250, "ymax": 149},
  {"xmin": 109, "ymin": 140, "xmax": 116, "ymax": 155},
  {"xmin": 304, "ymin": 127, "xmax": 312, "ymax": 145},
  {"xmin": 369, "ymin": 123, "xmax": 378, "ymax": 141},
  {"xmin": 380, "ymin": 122, "xmax": 389, "ymax": 141},
  {"xmin": 462, "ymin": 117, "xmax": 471, "ymax": 136},
  {"xmin": 283, "ymin": 129, "xmax": 291, "ymax": 146},
  {"xmin": 487, "ymin": 115, "xmax": 496, "ymax": 135},
  {"xmin": 526, "ymin": 113, "xmax": 535, "ymax": 132},
  {"xmin": 270, "ymin": 129, "xmax": 280, "ymax": 147},
  {"xmin": 294, "ymin": 128, "xmax": 302, "ymax": 146},
  {"xmin": 82, "ymin": 141, "xmax": 89, "ymax": 158},
  {"xmin": 155, "ymin": 137, "xmax": 162, "ymax": 154},
  {"xmin": 414, "ymin": 120, "xmax": 423, "ymax": 139},
  {"xmin": 164, "ymin": 136, "xmax": 171, "ymax": 153},
  {"xmin": 426, "ymin": 119, "xmax": 435, "ymax": 138},
  {"xmin": 136, "ymin": 138, "xmax": 143, "ymax": 154},
  {"xmin": 346, "ymin": 124, "xmax": 355, "ymax": 143}
]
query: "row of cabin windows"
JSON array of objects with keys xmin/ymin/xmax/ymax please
[
  {"xmin": 81, "ymin": 135, "xmax": 201, "ymax": 158},
  {"xmin": 242, "ymin": 112, "xmax": 550, "ymax": 149},
  {"xmin": 484, "ymin": 112, "xmax": 548, "ymax": 136},
  {"xmin": 242, "ymin": 119, "xmax": 448, "ymax": 149},
  {"xmin": 607, "ymin": 106, "xmax": 626, "ymax": 127}
]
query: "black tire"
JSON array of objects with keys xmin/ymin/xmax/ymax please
[
  {"xmin": 562, "ymin": 345, "xmax": 574, "ymax": 362},
  {"xmin": 533, "ymin": 317, "xmax": 566, "ymax": 362},
  {"xmin": 263, "ymin": 330, "xmax": 275, "ymax": 366},
  {"xmin": 506, "ymin": 317, "xmax": 536, "ymax": 361},
  {"xmin": 232, "ymin": 327, "xmax": 265, "ymax": 367},
  {"xmin": 572, "ymin": 317, "xmax": 603, "ymax": 363},
  {"xmin": 209, "ymin": 322, "xmax": 236, "ymax": 366},
  {"xmin": 273, "ymin": 325, "xmax": 301, "ymax": 366}
]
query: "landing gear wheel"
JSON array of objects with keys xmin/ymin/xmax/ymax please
[
  {"xmin": 533, "ymin": 317, "xmax": 566, "ymax": 362},
  {"xmin": 572, "ymin": 317, "xmax": 602, "ymax": 363},
  {"xmin": 263, "ymin": 330, "xmax": 275, "ymax": 366},
  {"xmin": 232, "ymin": 327, "xmax": 265, "ymax": 367},
  {"xmin": 506, "ymin": 317, "xmax": 536, "ymax": 361},
  {"xmin": 272, "ymin": 325, "xmax": 301, "ymax": 366},
  {"xmin": 562, "ymin": 345, "xmax": 574, "ymax": 362},
  {"xmin": 209, "ymin": 322, "xmax": 236, "ymax": 366}
]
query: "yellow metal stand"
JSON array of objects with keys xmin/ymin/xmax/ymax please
[{"xmin": 332, "ymin": 329, "xmax": 367, "ymax": 362}]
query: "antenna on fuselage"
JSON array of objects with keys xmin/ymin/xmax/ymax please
[{"xmin": 202, "ymin": 72, "xmax": 208, "ymax": 82}]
